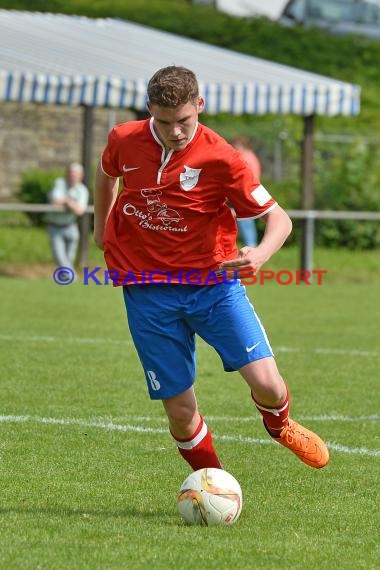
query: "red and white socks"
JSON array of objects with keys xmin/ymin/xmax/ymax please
[
  {"xmin": 171, "ymin": 389, "xmax": 290, "ymax": 470},
  {"xmin": 171, "ymin": 415, "xmax": 222, "ymax": 471},
  {"xmin": 252, "ymin": 385, "xmax": 290, "ymax": 437}
]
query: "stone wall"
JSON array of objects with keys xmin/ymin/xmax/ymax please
[{"xmin": 0, "ymin": 102, "xmax": 135, "ymax": 201}]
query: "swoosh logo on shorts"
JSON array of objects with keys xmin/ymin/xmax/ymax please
[{"xmin": 246, "ymin": 341, "xmax": 261, "ymax": 352}]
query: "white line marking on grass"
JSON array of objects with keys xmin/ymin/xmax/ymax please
[
  {"xmin": 111, "ymin": 414, "xmax": 380, "ymax": 423},
  {"xmin": 216, "ymin": 434, "xmax": 271, "ymax": 445},
  {"xmin": 205, "ymin": 414, "xmax": 380, "ymax": 423},
  {"xmin": 275, "ymin": 346, "xmax": 380, "ymax": 358},
  {"xmin": 1, "ymin": 334, "xmax": 379, "ymax": 358},
  {"xmin": 0, "ymin": 414, "xmax": 379, "ymax": 457},
  {"xmin": 0, "ymin": 414, "xmax": 167, "ymax": 434},
  {"xmin": 326, "ymin": 442, "xmax": 380, "ymax": 457},
  {"xmin": 315, "ymin": 348, "xmax": 380, "ymax": 358},
  {"xmin": 0, "ymin": 334, "xmax": 130, "ymax": 345}
]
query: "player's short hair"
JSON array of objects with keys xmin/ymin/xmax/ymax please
[{"xmin": 147, "ymin": 66, "xmax": 199, "ymax": 107}]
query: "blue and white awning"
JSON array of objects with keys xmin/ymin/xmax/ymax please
[{"xmin": 0, "ymin": 10, "xmax": 360, "ymax": 116}]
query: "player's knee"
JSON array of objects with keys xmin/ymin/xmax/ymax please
[
  {"xmin": 163, "ymin": 398, "xmax": 196, "ymax": 425},
  {"xmin": 240, "ymin": 361, "xmax": 285, "ymax": 405},
  {"xmin": 167, "ymin": 405, "xmax": 197, "ymax": 426},
  {"xmin": 252, "ymin": 382, "xmax": 285, "ymax": 407}
]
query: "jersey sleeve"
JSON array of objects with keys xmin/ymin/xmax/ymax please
[
  {"xmin": 101, "ymin": 127, "xmax": 123, "ymax": 178},
  {"xmin": 225, "ymin": 152, "xmax": 277, "ymax": 220}
]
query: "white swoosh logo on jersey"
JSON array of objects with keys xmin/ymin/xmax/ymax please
[
  {"xmin": 246, "ymin": 341, "xmax": 261, "ymax": 353},
  {"xmin": 122, "ymin": 165, "xmax": 140, "ymax": 173}
]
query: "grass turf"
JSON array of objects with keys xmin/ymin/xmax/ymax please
[{"xmin": 0, "ymin": 249, "xmax": 379, "ymax": 569}]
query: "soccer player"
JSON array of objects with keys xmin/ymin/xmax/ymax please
[{"xmin": 94, "ymin": 66, "xmax": 329, "ymax": 471}]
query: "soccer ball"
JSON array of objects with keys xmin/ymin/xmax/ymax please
[{"xmin": 177, "ymin": 467, "xmax": 242, "ymax": 526}]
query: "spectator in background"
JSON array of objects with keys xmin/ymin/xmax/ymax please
[
  {"xmin": 45, "ymin": 163, "xmax": 89, "ymax": 269},
  {"xmin": 231, "ymin": 136, "xmax": 261, "ymax": 247}
]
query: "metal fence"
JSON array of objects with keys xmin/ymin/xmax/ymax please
[{"xmin": 1, "ymin": 203, "xmax": 379, "ymax": 271}]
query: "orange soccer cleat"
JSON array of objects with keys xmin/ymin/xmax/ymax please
[{"xmin": 271, "ymin": 418, "xmax": 329, "ymax": 468}]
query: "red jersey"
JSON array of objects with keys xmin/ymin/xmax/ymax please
[{"xmin": 101, "ymin": 118, "xmax": 277, "ymax": 285}]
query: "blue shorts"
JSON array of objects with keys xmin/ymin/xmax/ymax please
[{"xmin": 123, "ymin": 282, "xmax": 273, "ymax": 400}]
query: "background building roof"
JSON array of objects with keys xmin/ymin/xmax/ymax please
[{"xmin": 0, "ymin": 9, "xmax": 360, "ymax": 116}]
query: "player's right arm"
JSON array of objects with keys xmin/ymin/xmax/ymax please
[{"xmin": 93, "ymin": 160, "xmax": 119, "ymax": 250}]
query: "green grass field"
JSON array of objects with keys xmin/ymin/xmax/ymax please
[
  {"xmin": 1, "ymin": 256, "xmax": 379, "ymax": 569},
  {"xmin": 0, "ymin": 222, "xmax": 379, "ymax": 568}
]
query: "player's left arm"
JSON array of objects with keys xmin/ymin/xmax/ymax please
[{"xmin": 219, "ymin": 205, "xmax": 292, "ymax": 275}]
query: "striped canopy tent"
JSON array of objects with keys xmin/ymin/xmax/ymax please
[
  {"xmin": 0, "ymin": 10, "xmax": 360, "ymax": 116},
  {"xmin": 0, "ymin": 10, "xmax": 361, "ymax": 265}
]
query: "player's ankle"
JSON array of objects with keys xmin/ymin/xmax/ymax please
[{"xmin": 263, "ymin": 420, "xmax": 285, "ymax": 438}]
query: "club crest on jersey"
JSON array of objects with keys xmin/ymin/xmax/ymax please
[{"xmin": 180, "ymin": 165, "xmax": 202, "ymax": 191}]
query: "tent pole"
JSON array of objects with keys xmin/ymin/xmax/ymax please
[
  {"xmin": 300, "ymin": 114, "xmax": 315, "ymax": 273},
  {"xmin": 78, "ymin": 105, "xmax": 94, "ymax": 267}
]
